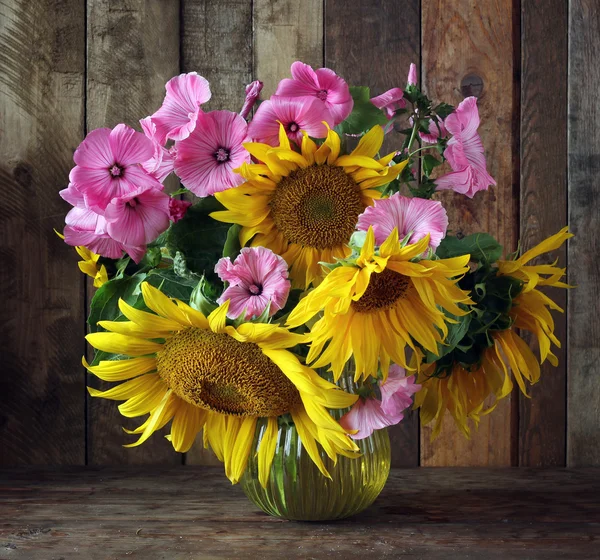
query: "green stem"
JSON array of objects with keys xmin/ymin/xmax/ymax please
[{"xmin": 408, "ymin": 145, "xmax": 438, "ymax": 158}]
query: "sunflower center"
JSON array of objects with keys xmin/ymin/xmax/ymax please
[
  {"xmin": 269, "ymin": 165, "xmax": 364, "ymax": 249},
  {"xmin": 155, "ymin": 328, "xmax": 301, "ymax": 417},
  {"xmin": 352, "ymin": 268, "xmax": 411, "ymax": 313}
]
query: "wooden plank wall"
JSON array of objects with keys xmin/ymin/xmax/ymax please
[{"xmin": 0, "ymin": 0, "xmax": 597, "ymax": 468}]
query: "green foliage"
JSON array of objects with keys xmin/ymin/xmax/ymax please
[
  {"xmin": 189, "ymin": 275, "xmax": 220, "ymax": 316},
  {"xmin": 336, "ymin": 86, "xmax": 387, "ymax": 136},
  {"xmin": 165, "ymin": 197, "xmax": 231, "ymax": 283},
  {"xmin": 145, "ymin": 268, "xmax": 198, "ymax": 301},
  {"xmin": 422, "ymin": 154, "xmax": 442, "ymax": 177},
  {"xmin": 223, "ymin": 224, "xmax": 242, "ymax": 260},
  {"xmin": 436, "ymin": 233, "xmax": 503, "ymax": 264}
]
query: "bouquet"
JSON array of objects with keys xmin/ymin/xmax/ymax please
[{"xmin": 59, "ymin": 61, "xmax": 570, "ymax": 489}]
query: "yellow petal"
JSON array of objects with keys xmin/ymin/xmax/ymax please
[
  {"xmin": 86, "ymin": 332, "xmax": 163, "ymax": 356},
  {"xmin": 257, "ymin": 417, "xmax": 278, "ymax": 488}
]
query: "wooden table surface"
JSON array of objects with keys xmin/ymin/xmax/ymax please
[{"xmin": 1, "ymin": 467, "xmax": 599, "ymax": 559}]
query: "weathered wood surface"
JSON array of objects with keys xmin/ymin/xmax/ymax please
[
  {"xmin": 420, "ymin": 0, "xmax": 517, "ymax": 467},
  {"xmin": 325, "ymin": 0, "xmax": 421, "ymax": 467},
  {"xmin": 567, "ymin": 0, "xmax": 600, "ymax": 466},
  {"xmin": 0, "ymin": 0, "xmax": 86, "ymax": 464},
  {"xmin": 1, "ymin": 468, "xmax": 599, "ymax": 559},
  {"xmin": 254, "ymin": 0, "xmax": 323, "ymax": 97},
  {"xmin": 519, "ymin": 0, "xmax": 568, "ymax": 466},
  {"xmin": 85, "ymin": 0, "xmax": 181, "ymax": 466}
]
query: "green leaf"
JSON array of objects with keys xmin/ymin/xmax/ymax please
[
  {"xmin": 436, "ymin": 233, "xmax": 503, "ymax": 263},
  {"xmin": 223, "ymin": 224, "xmax": 242, "ymax": 260},
  {"xmin": 166, "ymin": 197, "xmax": 231, "ymax": 281},
  {"xmin": 422, "ymin": 154, "xmax": 442, "ymax": 177},
  {"xmin": 189, "ymin": 275, "xmax": 219, "ymax": 316},
  {"xmin": 146, "ymin": 268, "xmax": 199, "ymax": 301},
  {"xmin": 434, "ymin": 102, "xmax": 454, "ymax": 119},
  {"xmin": 336, "ymin": 86, "xmax": 388, "ymax": 135},
  {"xmin": 425, "ymin": 312, "xmax": 472, "ymax": 363},
  {"xmin": 88, "ymin": 274, "xmax": 147, "ymax": 333}
]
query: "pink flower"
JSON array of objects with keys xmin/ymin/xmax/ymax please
[
  {"xmin": 140, "ymin": 117, "xmax": 175, "ymax": 182},
  {"xmin": 168, "ymin": 198, "xmax": 192, "ymax": 223},
  {"xmin": 215, "ymin": 246, "xmax": 291, "ymax": 320},
  {"xmin": 70, "ymin": 125, "xmax": 161, "ymax": 212},
  {"xmin": 356, "ymin": 193, "xmax": 448, "ymax": 251},
  {"xmin": 149, "ymin": 72, "xmax": 211, "ymax": 144},
  {"xmin": 60, "ymin": 184, "xmax": 145, "ymax": 262},
  {"xmin": 340, "ymin": 365, "xmax": 420, "ymax": 440},
  {"xmin": 419, "ymin": 117, "xmax": 447, "ymax": 144},
  {"xmin": 370, "ymin": 88, "xmax": 406, "ymax": 119},
  {"xmin": 379, "ymin": 365, "xmax": 421, "ymax": 417},
  {"xmin": 434, "ymin": 96, "xmax": 496, "ymax": 198},
  {"xmin": 104, "ymin": 186, "xmax": 171, "ymax": 247},
  {"xmin": 275, "ymin": 61, "xmax": 353, "ymax": 126},
  {"xmin": 240, "ymin": 80, "xmax": 263, "ymax": 120},
  {"xmin": 407, "ymin": 63, "xmax": 418, "ymax": 86},
  {"xmin": 248, "ymin": 96, "xmax": 332, "ymax": 146},
  {"xmin": 174, "ymin": 110, "xmax": 251, "ymax": 197}
]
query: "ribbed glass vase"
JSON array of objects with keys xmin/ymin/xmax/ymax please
[{"xmin": 240, "ymin": 367, "xmax": 391, "ymax": 521}]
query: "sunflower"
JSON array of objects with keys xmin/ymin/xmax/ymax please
[
  {"xmin": 286, "ymin": 227, "xmax": 473, "ymax": 381},
  {"xmin": 211, "ymin": 124, "xmax": 408, "ymax": 289},
  {"xmin": 84, "ymin": 282, "xmax": 359, "ymax": 486},
  {"xmin": 415, "ymin": 227, "xmax": 572, "ymax": 437}
]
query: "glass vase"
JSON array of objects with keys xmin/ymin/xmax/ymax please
[{"xmin": 240, "ymin": 367, "xmax": 391, "ymax": 521}]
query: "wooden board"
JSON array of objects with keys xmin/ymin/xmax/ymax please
[
  {"xmin": 254, "ymin": 0, "xmax": 323, "ymax": 97},
  {"xmin": 180, "ymin": 0, "xmax": 253, "ymax": 466},
  {"xmin": 1, "ymin": 467, "xmax": 599, "ymax": 559},
  {"xmin": 181, "ymin": 0, "xmax": 252, "ymax": 112},
  {"xmin": 85, "ymin": 0, "xmax": 181, "ymax": 465},
  {"xmin": 420, "ymin": 0, "xmax": 518, "ymax": 466},
  {"xmin": 567, "ymin": 0, "xmax": 600, "ymax": 466},
  {"xmin": 519, "ymin": 0, "xmax": 568, "ymax": 466},
  {"xmin": 0, "ymin": 0, "xmax": 86, "ymax": 464},
  {"xmin": 325, "ymin": 0, "xmax": 421, "ymax": 467}
]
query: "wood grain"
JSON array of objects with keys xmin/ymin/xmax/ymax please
[
  {"xmin": 567, "ymin": 0, "xmax": 600, "ymax": 466},
  {"xmin": 519, "ymin": 0, "xmax": 568, "ymax": 466},
  {"xmin": 421, "ymin": 0, "xmax": 518, "ymax": 466},
  {"xmin": 181, "ymin": 0, "xmax": 252, "ymax": 111},
  {"xmin": 180, "ymin": 0, "xmax": 253, "ymax": 465},
  {"xmin": 85, "ymin": 0, "xmax": 181, "ymax": 465},
  {"xmin": 1, "ymin": 467, "xmax": 599, "ymax": 559},
  {"xmin": 0, "ymin": 0, "xmax": 86, "ymax": 464},
  {"xmin": 254, "ymin": 0, "xmax": 323, "ymax": 97},
  {"xmin": 325, "ymin": 0, "xmax": 421, "ymax": 467}
]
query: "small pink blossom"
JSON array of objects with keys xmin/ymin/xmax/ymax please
[
  {"xmin": 248, "ymin": 96, "xmax": 332, "ymax": 146},
  {"xmin": 215, "ymin": 246, "xmax": 291, "ymax": 320},
  {"xmin": 60, "ymin": 184, "xmax": 145, "ymax": 262},
  {"xmin": 407, "ymin": 63, "xmax": 418, "ymax": 86},
  {"xmin": 149, "ymin": 72, "xmax": 211, "ymax": 144},
  {"xmin": 419, "ymin": 117, "xmax": 447, "ymax": 144},
  {"xmin": 434, "ymin": 96, "xmax": 496, "ymax": 198},
  {"xmin": 356, "ymin": 193, "xmax": 448, "ymax": 251},
  {"xmin": 174, "ymin": 110, "xmax": 251, "ymax": 197},
  {"xmin": 371, "ymin": 88, "xmax": 406, "ymax": 119},
  {"xmin": 168, "ymin": 198, "xmax": 192, "ymax": 223},
  {"xmin": 140, "ymin": 117, "xmax": 175, "ymax": 182},
  {"xmin": 70, "ymin": 125, "xmax": 161, "ymax": 212},
  {"xmin": 104, "ymin": 185, "xmax": 171, "ymax": 247},
  {"xmin": 275, "ymin": 61, "xmax": 353, "ymax": 126},
  {"xmin": 240, "ymin": 80, "xmax": 263, "ymax": 120},
  {"xmin": 340, "ymin": 365, "xmax": 420, "ymax": 440}
]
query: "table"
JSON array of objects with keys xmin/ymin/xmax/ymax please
[{"xmin": 1, "ymin": 468, "xmax": 599, "ymax": 559}]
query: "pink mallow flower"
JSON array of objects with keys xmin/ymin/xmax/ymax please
[
  {"xmin": 70, "ymin": 124, "xmax": 161, "ymax": 212},
  {"xmin": 434, "ymin": 96, "xmax": 496, "ymax": 198},
  {"xmin": 356, "ymin": 192, "xmax": 448, "ymax": 251},
  {"xmin": 240, "ymin": 80, "xmax": 264, "ymax": 120},
  {"xmin": 174, "ymin": 110, "xmax": 251, "ymax": 197},
  {"xmin": 420, "ymin": 117, "xmax": 447, "ymax": 144},
  {"xmin": 340, "ymin": 366, "xmax": 421, "ymax": 440},
  {"xmin": 275, "ymin": 61, "xmax": 353, "ymax": 126},
  {"xmin": 104, "ymin": 185, "xmax": 171, "ymax": 248},
  {"xmin": 215, "ymin": 246, "xmax": 291, "ymax": 320},
  {"xmin": 168, "ymin": 198, "xmax": 192, "ymax": 223},
  {"xmin": 370, "ymin": 88, "xmax": 406, "ymax": 119},
  {"xmin": 60, "ymin": 184, "xmax": 145, "ymax": 263},
  {"xmin": 149, "ymin": 72, "xmax": 211, "ymax": 144},
  {"xmin": 407, "ymin": 63, "xmax": 418, "ymax": 86},
  {"xmin": 140, "ymin": 117, "xmax": 175, "ymax": 182},
  {"xmin": 248, "ymin": 96, "xmax": 332, "ymax": 146}
]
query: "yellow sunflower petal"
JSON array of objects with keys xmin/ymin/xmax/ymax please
[{"xmin": 258, "ymin": 417, "xmax": 279, "ymax": 488}]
